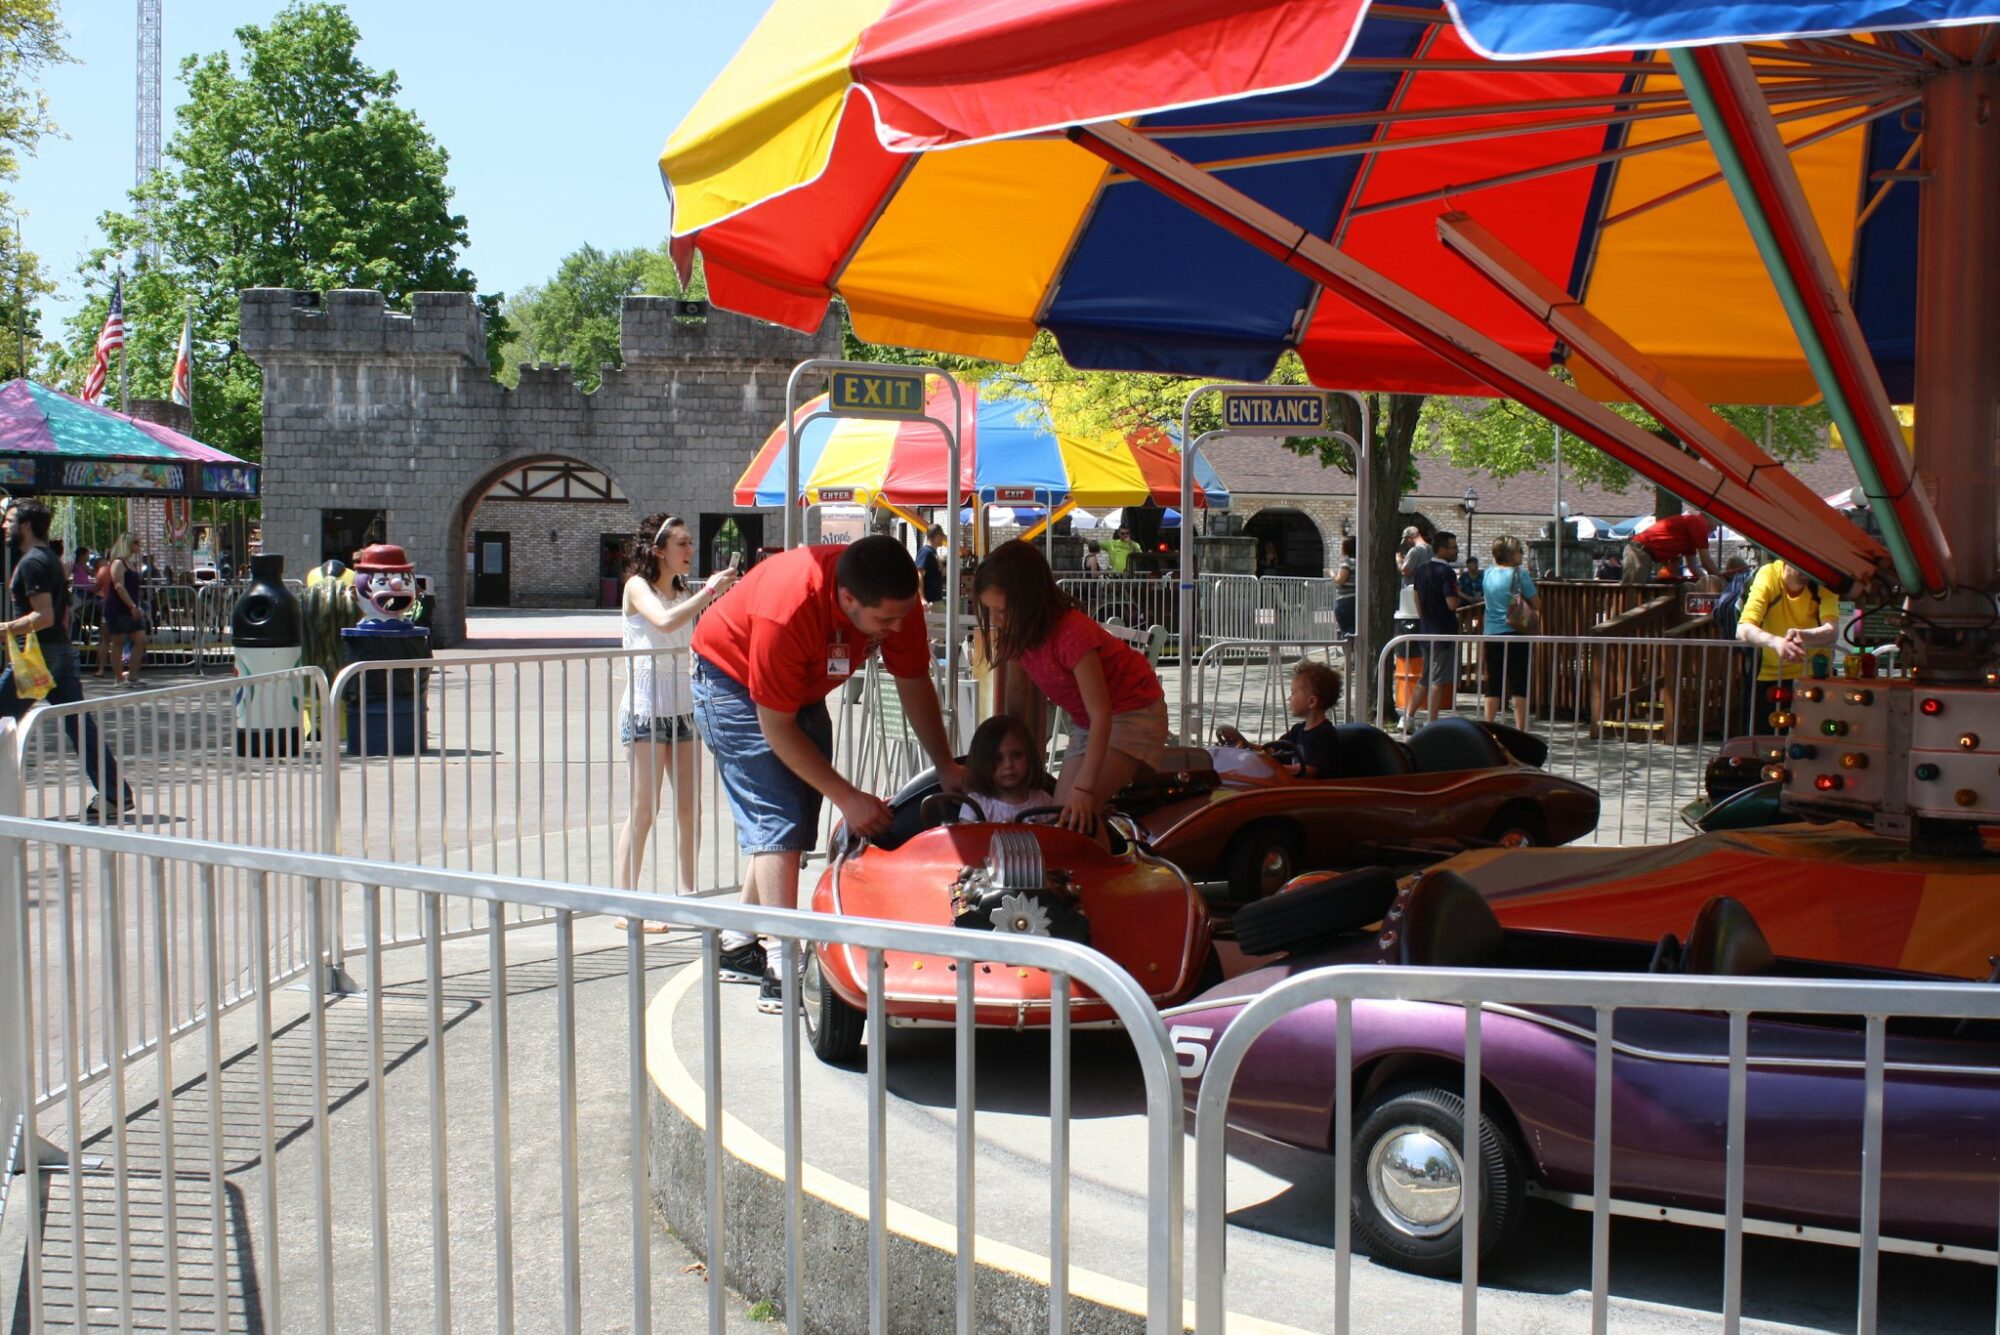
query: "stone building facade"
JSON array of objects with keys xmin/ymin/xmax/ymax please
[{"xmin": 240, "ymin": 288, "xmax": 840, "ymax": 644}]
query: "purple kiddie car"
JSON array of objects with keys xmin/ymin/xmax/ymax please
[{"xmin": 1166, "ymin": 868, "xmax": 2000, "ymax": 1276}]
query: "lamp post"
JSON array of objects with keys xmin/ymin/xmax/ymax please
[{"xmin": 1460, "ymin": 486, "xmax": 1478, "ymax": 565}]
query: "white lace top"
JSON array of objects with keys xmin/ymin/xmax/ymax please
[{"xmin": 622, "ymin": 580, "xmax": 694, "ymax": 719}]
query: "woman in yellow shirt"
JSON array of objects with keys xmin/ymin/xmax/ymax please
[{"xmin": 1734, "ymin": 559, "xmax": 1841, "ymax": 733}]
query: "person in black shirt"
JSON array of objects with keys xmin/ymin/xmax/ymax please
[
  {"xmin": 1409, "ymin": 531, "xmax": 1466, "ymax": 732},
  {"xmin": 0, "ymin": 501, "xmax": 132, "ymax": 822},
  {"xmin": 1216, "ymin": 660, "xmax": 1343, "ymax": 778},
  {"xmin": 916, "ymin": 524, "xmax": 948, "ymax": 605}
]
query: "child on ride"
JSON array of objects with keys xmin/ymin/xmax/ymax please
[
  {"xmin": 1216, "ymin": 661, "xmax": 1343, "ymax": 778},
  {"xmin": 962, "ymin": 714, "xmax": 1056, "ymax": 822},
  {"xmin": 974, "ymin": 540, "xmax": 1169, "ymax": 838}
]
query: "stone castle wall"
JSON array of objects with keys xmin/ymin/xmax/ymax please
[{"xmin": 240, "ymin": 288, "xmax": 840, "ymax": 644}]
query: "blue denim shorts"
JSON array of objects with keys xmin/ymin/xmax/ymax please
[
  {"xmin": 620, "ymin": 712, "xmax": 698, "ymax": 745},
  {"xmin": 691, "ymin": 655, "xmax": 833, "ymax": 855}
]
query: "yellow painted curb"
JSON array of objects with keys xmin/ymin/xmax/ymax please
[{"xmin": 646, "ymin": 965, "xmax": 1313, "ymax": 1335}]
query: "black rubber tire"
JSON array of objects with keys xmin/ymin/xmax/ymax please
[
  {"xmin": 1483, "ymin": 804, "xmax": 1548, "ymax": 850},
  {"xmin": 1225, "ymin": 822, "xmax": 1304, "ymax": 903},
  {"xmin": 1231, "ymin": 866, "xmax": 1400, "ymax": 956},
  {"xmin": 803, "ymin": 947, "xmax": 865, "ymax": 1064},
  {"xmin": 1350, "ymin": 1084, "xmax": 1526, "ymax": 1278},
  {"xmin": 1192, "ymin": 944, "xmax": 1225, "ymax": 997}
]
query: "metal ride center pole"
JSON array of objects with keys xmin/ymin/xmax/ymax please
[
  {"xmin": 1914, "ymin": 55, "xmax": 2000, "ymax": 598},
  {"xmin": 1178, "ymin": 387, "xmax": 1370, "ymax": 739},
  {"xmin": 782, "ymin": 360, "xmax": 966, "ymax": 737}
]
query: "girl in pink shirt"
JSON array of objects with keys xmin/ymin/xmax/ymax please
[{"xmin": 974, "ymin": 541, "xmax": 1168, "ymax": 838}]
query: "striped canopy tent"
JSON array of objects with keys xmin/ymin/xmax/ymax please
[
  {"xmin": 0, "ymin": 380, "xmax": 257, "ymax": 499},
  {"xmin": 661, "ymin": 0, "xmax": 2000, "ymax": 605},
  {"xmin": 733, "ymin": 379, "xmax": 1230, "ymax": 528}
]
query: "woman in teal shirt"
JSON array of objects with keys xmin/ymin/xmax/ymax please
[{"xmin": 1479, "ymin": 535, "xmax": 1539, "ymax": 732}]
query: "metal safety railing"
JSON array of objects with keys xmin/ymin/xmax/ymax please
[
  {"xmin": 1057, "ymin": 574, "xmax": 1352, "ymax": 658},
  {"xmin": 1377, "ymin": 632, "xmax": 1762, "ymax": 845},
  {"xmin": 1186, "ymin": 963, "xmax": 2000, "ymax": 1335},
  {"xmin": 1190, "ymin": 638, "xmax": 1355, "ymax": 744},
  {"xmin": 326, "ymin": 647, "xmax": 750, "ymax": 958},
  {"xmin": 14, "ymin": 670, "xmax": 332, "ymax": 1109},
  {"xmin": 0, "ymin": 811, "xmax": 1185, "ymax": 1335},
  {"xmin": 72, "ymin": 579, "xmax": 246, "ymax": 675}
]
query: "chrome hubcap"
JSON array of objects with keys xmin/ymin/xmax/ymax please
[
  {"xmin": 1497, "ymin": 829, "xmax": 1534, "ymax": 848},
  {"xmin": 802, "ymin": 953, "xmax": 824, "ymax": 1038},
  {"xmin": 1367, "ymin": 1125, "xmax": 1465, "ymax": 1237},
  {"xmin": 1258, "ymin": 846, "xmax": 1292, "ymax": 892}
]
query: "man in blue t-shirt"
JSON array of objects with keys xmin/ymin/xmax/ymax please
[{"xmin": 1408, "ymin": 531, "xmax": 1464, "ymax": 732}]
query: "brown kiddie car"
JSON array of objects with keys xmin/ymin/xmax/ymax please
[{"xmin": 1123, "ymin": 716, "xmax": 1601, "ymax": 900}]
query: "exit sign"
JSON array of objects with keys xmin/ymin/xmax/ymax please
[{"xmin": 829, "ymin": 370, "xmax": 926, "ymax": 417}]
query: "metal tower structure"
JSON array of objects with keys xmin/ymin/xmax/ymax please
[{"xmin": 136, "ymin": 0, "xmax": 162, "ymax": 258}]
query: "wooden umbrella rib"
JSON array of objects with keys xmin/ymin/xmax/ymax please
[
  {"xmin": 1113, "ymin": 89, "xmax": 1886, "ymax": 185},
  {"xmin": 1144, "ymin": 80, "xmax": 1857, "ymax": 142},
  {"xmin": 1316, "ymin": 91, "xmax": 1897, "ymax": 220},
  {"xmin": 1600, "ymin": 95, "xmax": 1918, "ymax": 228},
  {"xmin": 1852, "ymin": 132, "xmax": 1924, "ymax": 232}
]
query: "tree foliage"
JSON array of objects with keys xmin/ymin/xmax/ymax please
[
  {"xmin": 48, "ymin": 2, "xmax": 501, "ymax": 461},
  {"xmin": 0, "ymin": 0, "xmax": 67, "ymax": 380},
  {"xmin": 500, "ymin": 243, "xmax": 705, "ymax": 391}
]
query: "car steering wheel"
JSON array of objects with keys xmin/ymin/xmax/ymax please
[
  {"xmin": 1010, "ymin": 805, "xmax": 1072, "ymax": 825},
  {"xmin": 920, "ymin": 792, "xmax": 978, "ymax": 826}
]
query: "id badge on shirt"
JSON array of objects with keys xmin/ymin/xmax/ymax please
[{"xmin": 827, "ymin": 643, "xmax": 852, "ymax": 679}]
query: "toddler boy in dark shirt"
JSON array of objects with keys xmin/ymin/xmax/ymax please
[{"xmin": 1216, "ymin": 661, "xmax": 1343, "ymax": 778}]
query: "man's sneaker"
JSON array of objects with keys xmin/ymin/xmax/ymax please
[
  {"xmin": 756, "ymin": 967, "xmax": 785, "ymax": 1016},
  {"xmin": 82, "ymin": 792, "xmax": 137, "ymax": 825},
  {"xmin": 716, "ymin": 941, "xmax": 766, "ymax": 985}
]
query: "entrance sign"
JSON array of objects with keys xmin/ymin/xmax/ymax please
[
  {"xmin": 830, "ymin": 369, "xmax": 926, "ymax": 417},
  {"xmin": 816, "ymin": 487, "xmax": 856, "ymax": 503},
  {"xmin": 1221, "ymin": 391, "xmax": 1327, "ymax": 432}
]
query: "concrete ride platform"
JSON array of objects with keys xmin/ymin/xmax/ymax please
[{"xmin": 646, "ymin": 962, "xmax": 1996, "ymax": 1335}]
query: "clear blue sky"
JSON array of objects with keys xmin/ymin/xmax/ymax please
[{"xmin": 20, "ymin": 1, "xmax": 765, "ymax": 332}]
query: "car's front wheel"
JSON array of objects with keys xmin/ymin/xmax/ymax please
[
  {"xmin": 1350, "ymin": 1084, "xmax": 1525, "ymax": 1277},
  {"xmin": 1226, "ymin": 822, "xmax": 1303, "ymax": 902},
  {"xmin": 803, "ymin": 947, "xmax": 865, "ymax": 1064},
  {"xmin": 1482, "ymin": 804, "xmax": 1547, "ymax": 849}
]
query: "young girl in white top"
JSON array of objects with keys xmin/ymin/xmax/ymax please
[
  {"xmin": 615, "ymin": 514, "xmax": 737, "ymax": 917},
  {"xmin": 962, "ymin": 714, "xmax": 1056, "ymax": 823}
]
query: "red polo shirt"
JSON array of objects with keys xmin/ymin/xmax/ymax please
[
  {"xmin": 691, "ymin": 544, "xmax": 931, "ymax": 712},
  {"xmin": 1634, "ymin": 512, "xmax": 1713, "ymax": 560}
]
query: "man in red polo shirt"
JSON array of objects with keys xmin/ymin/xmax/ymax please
[
  {"xmin": 1621, "ymin": 510, "xmax": 1720, "ymax": 583},
  {"xmin": 691, "ymin": 535, "xmax": 966, "ymax": 1009}
]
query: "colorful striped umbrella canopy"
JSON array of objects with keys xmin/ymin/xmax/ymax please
[
  {"xmin": 662, "ymin": 0, "xmax": 1998, "ymax": 596},
  {"xmin": 0, "ymin": 380, "xmax": 255, "ymax": 498},
  {"xmin": 665, "ymin": 1, "xmax": 1991, "ymax": 403},
  {"xmin": 733, "ymin": 379, "xmax": 1230, "ymax": 510}
]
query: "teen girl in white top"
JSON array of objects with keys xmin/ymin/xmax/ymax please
[{"xmin": 615, "ymin": 514, "xmax": 738, "ymax": 915}]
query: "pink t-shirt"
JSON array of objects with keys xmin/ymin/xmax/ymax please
[{"xmin": 1015, "ymin": 609, "xmax": 1164, "ymax": 731}]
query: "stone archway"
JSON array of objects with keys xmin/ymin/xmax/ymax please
[
  {"xmin": 1241, "ymin": 507, "xmax": 1328, "ymax": 577},
  {"xmin": 448, "ymin": 454, "xmax": 639, "ymax": 623}
]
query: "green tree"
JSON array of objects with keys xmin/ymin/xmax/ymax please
[
  {"xmin": 48, "ymin": 2, "xmax": 503, "ymax": 460},
  {"xmin": 0, "ymin": 1, "xmax": 68, "ymax": 378},
  {"xmin": 500, "ymin": 243, "xmax": 706, "ymax": 390}
]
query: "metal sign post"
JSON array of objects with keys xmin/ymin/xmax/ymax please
[
  {"xmin": 1179, "ymin": 386, "xmax": 1371, "ymax": 740},
  {"xmin": 781, "ymin": 361, "xmax": 967, "ymax": 739}
]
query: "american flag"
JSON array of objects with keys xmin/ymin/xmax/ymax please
[
  {"xmin": 81, "ymin": 276, "xmax": 124, "ymax": 405},
  {"xmin": 170, "ymin": 307, "xmax": 192, "ymax": 407}
]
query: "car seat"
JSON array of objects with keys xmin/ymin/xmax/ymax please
[
  {"xmin": 1680, "ymin": 896, "xmax": 1775, "ymax": 977},
  {"xmin": 1406, "ymin": 716, "xmax": 1510, "ymax": 774},
  {"xmin": 1330, "ymin": 723, "xmax": 1416, "ymax": 778},
  {"xmin": 1381, "ymin": 869, "xmax": 1507, "ymax": 969}
]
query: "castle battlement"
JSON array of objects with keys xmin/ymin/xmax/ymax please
[{"xmin": 240, "ymin": 288, "xmax": 838, "ymax": 376}]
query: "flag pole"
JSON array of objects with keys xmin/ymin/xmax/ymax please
[
  {"xmin": 13, "ymin": 217, "xmax": 23, "ymax": 377},
  {"xmin": 116, "ymin": 268, "xmax": 129, "ymax": 414}
]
